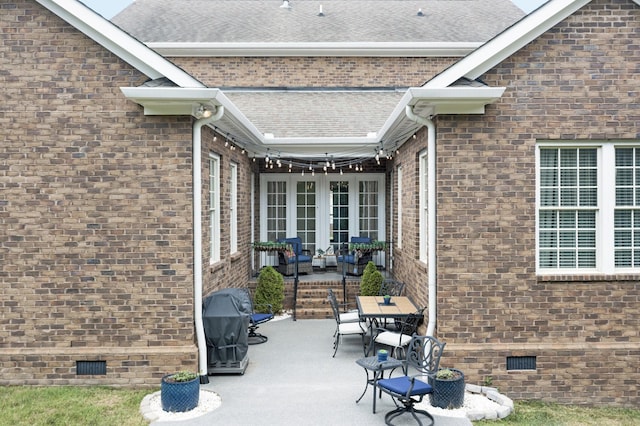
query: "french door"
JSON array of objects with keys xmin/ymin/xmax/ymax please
[{"xmin": 260, "ymin": 174, "xmax": 385, "ymax": 262}]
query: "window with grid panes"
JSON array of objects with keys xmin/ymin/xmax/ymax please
[
  {"xmin": 538, "ymin": 147, "xmax": 597, "ymax": 270},
  {"xmin": 538, "ymin": 143, "xmax": 640, "ymax": 274},
  {"xmin": 615, "ymin": 148, "xmax": 640, "ymax": 267}
]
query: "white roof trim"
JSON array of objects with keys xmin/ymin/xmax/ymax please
[
  {"xmin": 120, "ymin": 86, "xmax": 266, "ymax": 146},
  {"xmin": 36, "ymin": 0, "xmax": 204, "ymax": 88},
  {"xmin": 147, "ymin": 42, "xmax": 482, "ymax": 58},
  {"xmin": 427, "ymin": 0, "xmax": 592, "ymax": 88}
]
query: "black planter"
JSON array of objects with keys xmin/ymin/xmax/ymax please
[
  {"xmin": 161, "ymin": 374, "xmax": 200, "ymax": 412},
  {"xmin": 429, "ymin": 368, "xmax": 465, "ymax": 409}
]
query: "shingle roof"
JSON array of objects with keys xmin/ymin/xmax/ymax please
[
  {"xmin": 225, "ymin": 90, "xmax": 405, "ymax": 138},
  {"xmin": 112, "ymin": 0, "xmax": 524, "ymax": 44}
]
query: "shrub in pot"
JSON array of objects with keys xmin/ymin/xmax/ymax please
[{"xmin": 161, "ymin": 371, "xmax": 200, "ymax": 412}]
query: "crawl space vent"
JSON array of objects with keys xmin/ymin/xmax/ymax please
[
  {"xmin": 506, "ymin": 356, "xmax": 536, "ymax": 371},
  {"xmin": 76, "ymin": 360, "xmax": 106, "ymax": 375}
]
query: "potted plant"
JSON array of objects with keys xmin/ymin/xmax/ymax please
[
  {"xmin": 383, "ymin": 294, "xmax": 392, "ymax": 305},
  {"xmin": 161, "ymin": 370, "xmax": 200, "ymax": 412},
  {"xmin": 360, "ymin": 261, "xmax": 383, "ymax": 296},
  {"xmin": 429, "ymin": 368, "xmax": 465, "ymax": 409}
]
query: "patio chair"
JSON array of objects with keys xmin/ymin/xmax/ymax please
[
  {"xmin": 337, "ymin": 236, "xmax": 373, "ymax": 276},
  {"xmin": 379, "ymin": 280, "xmax": 405, "ymax": 297},
  {"xmin": 276, "ymin": 237, "xmax": 313, "ymax": 276},
  {"xmin": 328, "ymin": 288, "xmax": 367, "ymax": 357},
  {"xmin": 244, "ymin": 288, "xmax": 274, "ymax": 345},
  {"xmin": 377, "ymin": 280, "xmax": 406, "ymax": 329},
  {"xmin": 327, "ymin": 288, "xmax": 361, "ymax": 325},
  {"xmin": 376, "ymin": 335, "xmax": 446, "ymax": 426},
  {"xmin": 370, "ymin": 307, "xmax": 426, "ymax": 359}
]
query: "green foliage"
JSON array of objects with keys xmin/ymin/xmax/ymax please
[
  {"xmin": 436, "ymin": 368, "xmax": 456, "ymax": 380},
  {"xmin": 360, "ymin": 261, "xmax": 383, "ymax": 296},
  {"xmin": 0, "ymin": 386, "xmax": 149, "ymax": 425},
  {"xmin": 168, "ymin": 371, "xmax": 197, "ymax": 382},
  {"xmin": 255, "ymin": 265, "xmax": 285, "ymax": 314}
]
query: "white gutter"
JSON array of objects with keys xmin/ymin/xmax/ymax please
[
  {"xmin": 147, "ymin": 41, "xmax": 482, "ymax": 58},
  {"xmin": 405, "ymin": 106, "xmax": 437, "ymax": 337},
  {"xmin": 193, "ymin": 106, "xmax": 225, "ymax": 381}
]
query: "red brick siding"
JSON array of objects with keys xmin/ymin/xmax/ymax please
[
  {"xmin": 391, "ymin": 0, "xmax": 639, "ymax": 406},
  {"xmin": 173, "ymin": 56, "xmax": 457, "ymax": 88}
]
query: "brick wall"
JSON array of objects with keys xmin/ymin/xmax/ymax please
[
  {"xmin": 0, "ymin": 2, "xmax": 201, "ymax": 386},
  {"xmin": 173, "ymin": 56, "xmax": 457, "ymax": 88},
  {"xmin": 391, "ymin": 0, "xmax": 639, "ymax": 406}
]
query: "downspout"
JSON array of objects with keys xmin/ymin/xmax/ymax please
[
  {"xmin": 405, "ymin": 106, "xmax": 437, "ymax": 337},
  {"xmin": 193, "ymin": 106, "xmax": 224, "ymax": 383}
]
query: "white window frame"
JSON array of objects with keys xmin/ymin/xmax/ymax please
[
  {"xmin": 230, "ymin": 162, "xmax": 238, "ymax": 255},
  {"xmin": 397, "ymin": 166, "xmax": 403, "ymax": 249},
  {"xmin": 209, "ymin": 153, "xmax": 221, "ymax": 264},
  {"xmin": 419, "ymin": 151, "xmax": 428, "ymax": 263},
  {"xmin": 536, "ymin": 141, "xmax": 640, "ymax": 275}
]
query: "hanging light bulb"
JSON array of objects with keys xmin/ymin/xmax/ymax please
[{"xmin": 340, "ymin": 168, "xmax": 343, "ymax": 175}]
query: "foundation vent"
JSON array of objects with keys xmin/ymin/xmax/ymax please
[
  {"xmin": 76, "ymin": 360, "xmax": 107, "ymax": 375},
  {"xmin": 506, "ymin": 356, "xmax": 536, "ymax": 371}
]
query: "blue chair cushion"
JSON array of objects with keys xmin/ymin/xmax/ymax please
[
  {"xmin": 282, "ymin": 254, "xmax": 312, "ymax": 264},
  {"xmin": 377, "ymin": 376, "xmax": 433, "ymax": 396},
  {"xmin": 251, "ymin": 313, "xmax": 273, "ymax": 324},
  {"xmin": 337, "ymin": 254, "xmax": 358, "ymax": 263},
  {"xmin": 350, "ymin": 236, "xmax": 371, "ymax": 244}
]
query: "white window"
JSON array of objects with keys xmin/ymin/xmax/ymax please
[
  {"xmin": 419, "ymin": 151, "xmax": 428, "ymax": 263},
  {"xmin": 397, "ymin": 166, "xmax": 403, "ymax": 249},
  {"xmin": 230, "ymin": 162, "xmax": 238, "ymax": 254},
  {"xmin": 209, "ymin": 153, "xmax": 220, "ymax": 263},
  {"xmin": 537, "ymin": 142, "xmax": 640, "ymax": 274}
]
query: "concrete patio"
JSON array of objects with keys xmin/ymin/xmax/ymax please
[{"xmin": 150, "ymin": 317, "xmax": 473, "ymax": 425}]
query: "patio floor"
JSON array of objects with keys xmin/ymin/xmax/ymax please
[{"xmin": 153, "ymin": 317, "xmax": 472, "ymax": 425}]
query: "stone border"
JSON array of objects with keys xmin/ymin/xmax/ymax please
[{"xmin": 464, "ymin": 384, "xmax": 514, "ymax": 421}]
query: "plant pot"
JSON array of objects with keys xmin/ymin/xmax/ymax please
[
  {"xmin": 429, "ymin": 368, "xmax": 465, "ymax": 409},
  {"xmin": 161, "ymin": 374, "xmax": 200, "ymax": 412}
]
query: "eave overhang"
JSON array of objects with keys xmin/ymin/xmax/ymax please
[
  {"xmin": 379, "ymin": 86, "xmax": 506, "ymax": 150},
  {"xmin": 146, "ymin": 42, "xmax": 482, "ymax": 58},
  {"xmin": 120, "ymin": 85, "xmax": 506, "ymax": 158}
]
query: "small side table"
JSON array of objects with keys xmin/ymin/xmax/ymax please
[
  {"xmin": 355, "ymin": 355, "xmax": 403, "ymax": 413},
  {"xmin": 312, "ymin": 256, "xmax": 326, "ymax": 271}
]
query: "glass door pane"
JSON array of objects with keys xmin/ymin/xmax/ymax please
[
  {"xmin": 330, "ymin": 181, "xmax": 349, "ymax": 252},
  {"xmin": 296, "ymin": 181, "xmax": 316, "ymax": 254}
]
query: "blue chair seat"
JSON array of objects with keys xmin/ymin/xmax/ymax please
[
  {"xmin": 251, "ymin": 313, "xmax": 273, "ymax": 324},
  {"xmin": 282, "ymin": 254, "xmax": 312, "ymax": 264},
  {"xmin": 377, "ymin": 376, "xmax": 433, "ymax": 396}
]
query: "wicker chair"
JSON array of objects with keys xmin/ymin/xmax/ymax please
[
  {"xmin": 337, "ymin": 236, "xmax": 373, "ymax": 276},
  {"xmin": 276, "ymin": 237, "xmax": 313, "ymax": 275}
]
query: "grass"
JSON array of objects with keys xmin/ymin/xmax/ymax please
[
  {"xmin": 476, "ymin": 400, "xmax": 640, "ymax": 426},
  {"xmin": 0, "ymin": 386, "xmax": 151, "ymax": 426},
  {"xmin": 1, "ymin": 387, "xmax": 639, "ymax": 426}
]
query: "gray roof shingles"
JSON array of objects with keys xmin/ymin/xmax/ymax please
[
  {"xmin": 113, "ymin": 0, "xmax": 524, "ymax": 44},
  {"xmin": 112, "ymin": 1, "xmax": 524, "ymax": 145}
]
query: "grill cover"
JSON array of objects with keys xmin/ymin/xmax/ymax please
[{"xmin": 202, "ymin": 288, "xmax": 251, "ymax": 371}]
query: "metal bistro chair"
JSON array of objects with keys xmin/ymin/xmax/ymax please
[
  {"xmin": 370, "ymin": 307, "xmax": 426, "ymax": 359},
  {"xmin": 376, "ymin": 335, "xmax": 446, "ymax": 426},
  {"xmin": 377, "ymin": 280, "xmax": 406, "ymax": 329},
  {"xmin": 328, "ymin": 289, "xmax": 367, "ymax": 357},
  {"xmin": 327, "ymin": 288, "xmax": 361, "ymax": 325}
]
